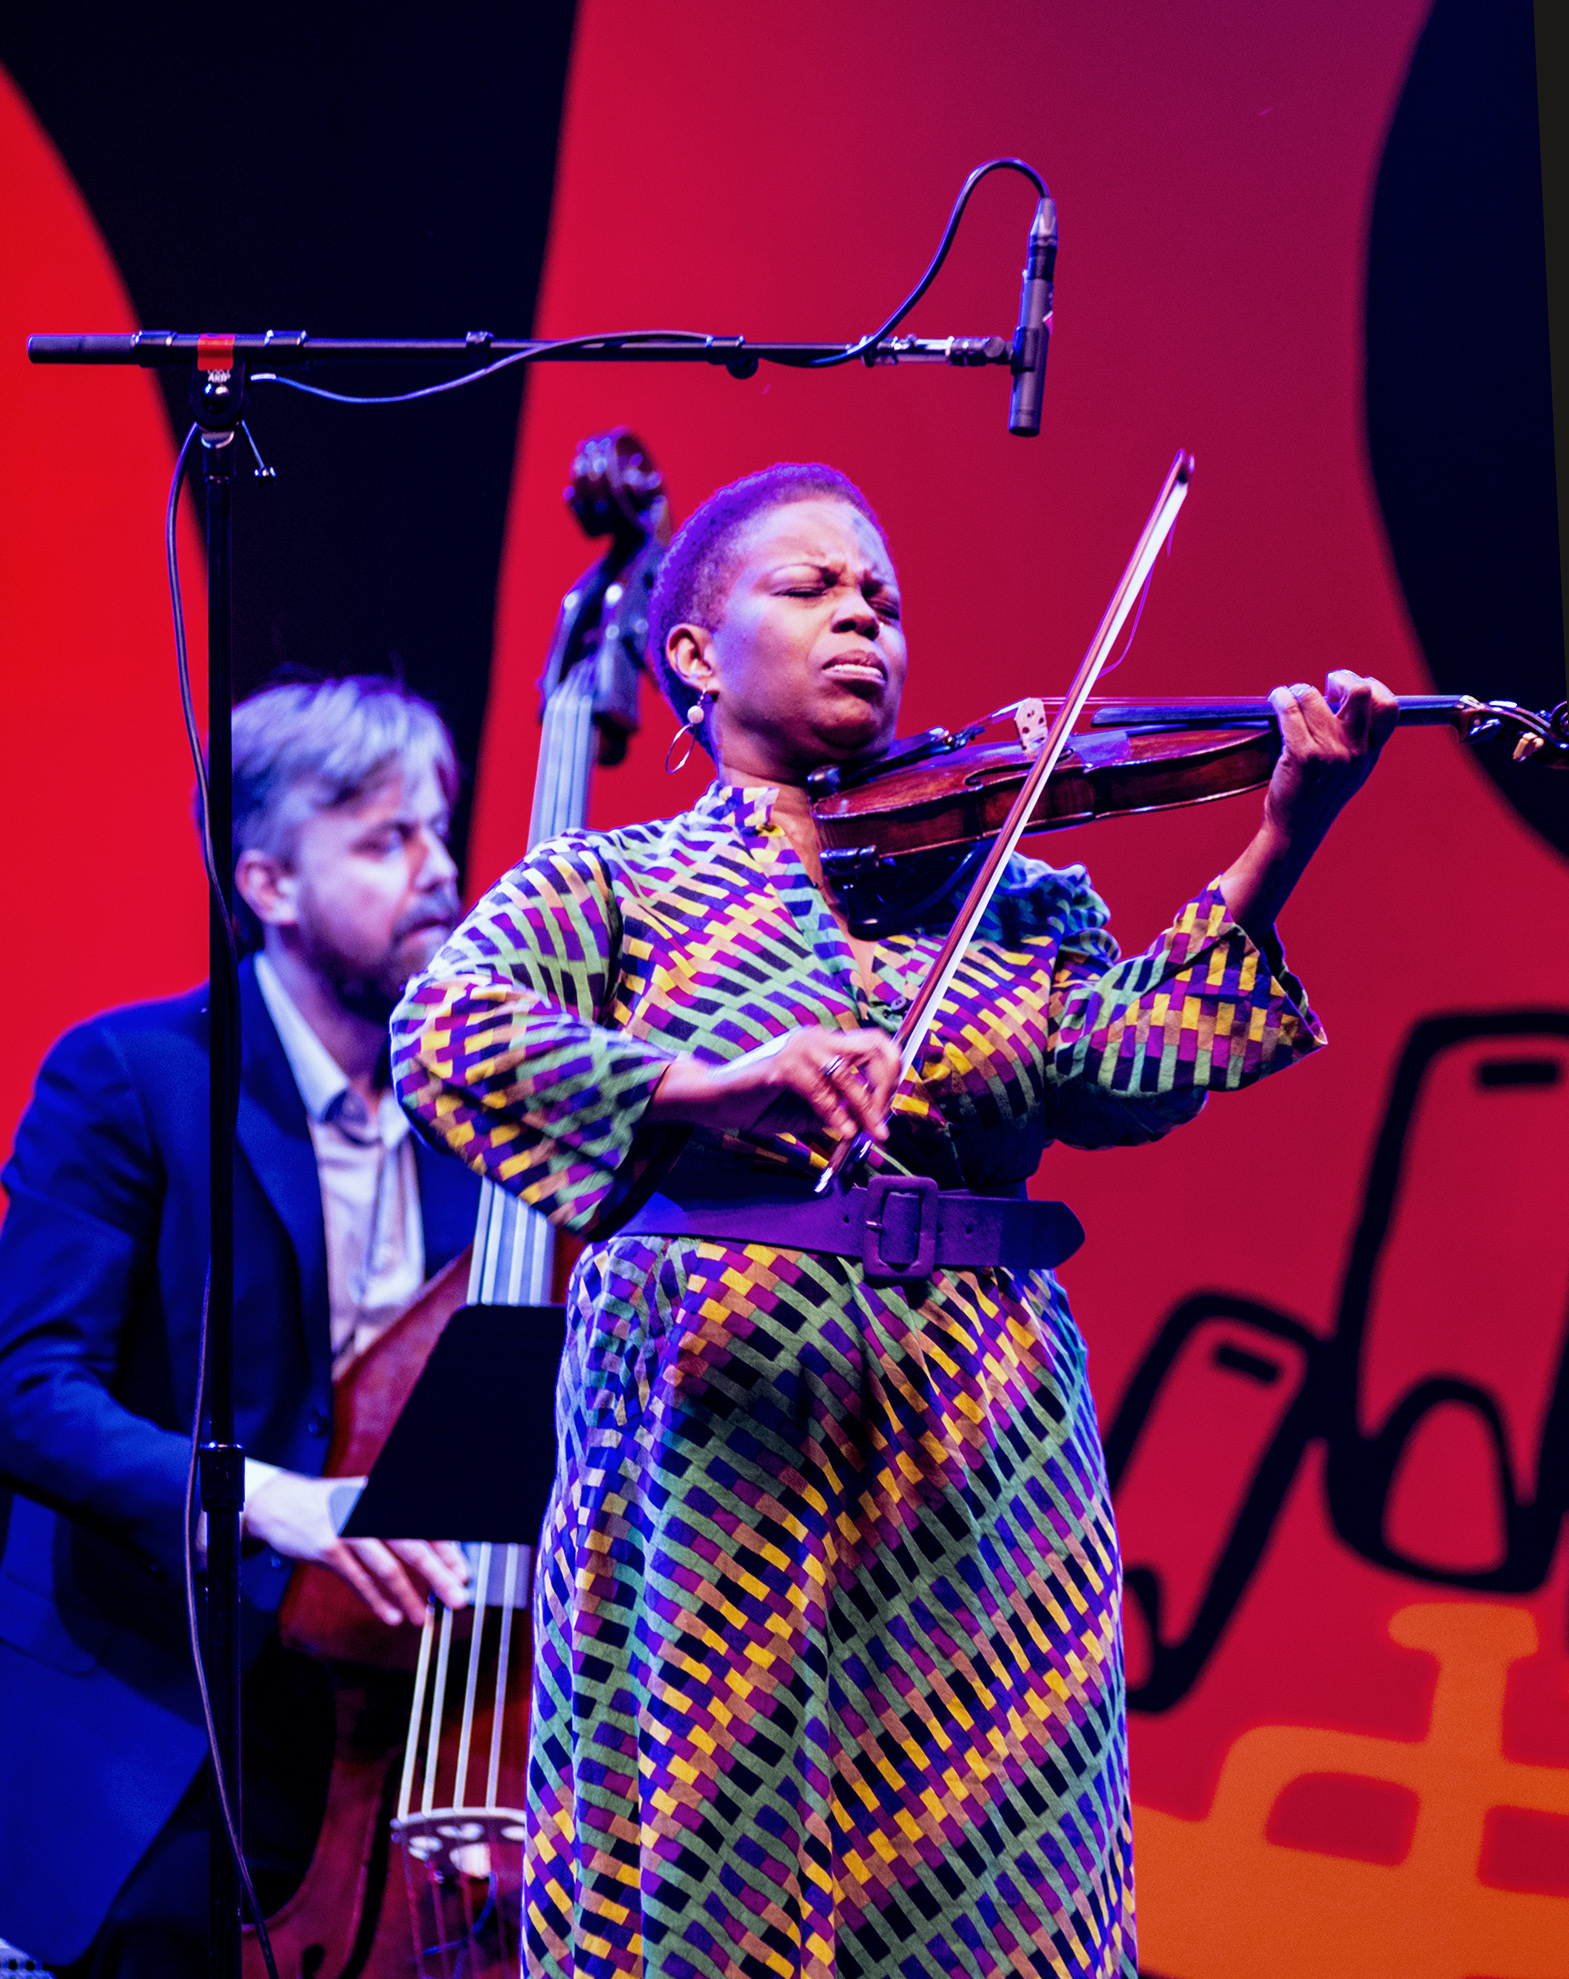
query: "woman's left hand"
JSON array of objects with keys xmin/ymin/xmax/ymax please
[
  {"xmin": 1262, "ymin": 671, "xmax": 1400, "ymax": 851},
  {"xmin": 1218, "ymin": 669, "xmax": 1399, "ymax": 937}
]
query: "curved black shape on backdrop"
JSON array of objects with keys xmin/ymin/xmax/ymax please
[
  {"xmin": 1365, "ymin": 0, "xmax": 1566, "ymax": 861},
  {"xmin": 1, "ymin": 7, "xmax": 579, "ymax": 881}
]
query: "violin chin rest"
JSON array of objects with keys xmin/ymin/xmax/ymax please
[{"xmin": 822, "ymin": 841, "xmax": 989, "ymax": 940}]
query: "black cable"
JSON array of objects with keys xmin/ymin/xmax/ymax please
[
  {"xmin": 167, "ymin": 423, "xmax": 282, "ymax": 1979},
  {"xmin": 794, "ymin": 156, "xmax": 1049, "ymax": 369},
  {"xmin": 252, "ymin": 328, "xmax": 714, "ymax": 407},
  {"xmin": 247, "ymin": 157, "xmax": 1050, "ymax": 405},
  {"xmin": 166, "ymin": 426, "xmax": 242, "ymax": 1024}
]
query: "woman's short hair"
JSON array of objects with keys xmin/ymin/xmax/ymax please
[
  {"xmin": 646, "ymin": 463, "xmax": 885, "ymax": 749},
  {"xmin": 229, "ymin": 675, "xmax": 459, "ymax": 947}
]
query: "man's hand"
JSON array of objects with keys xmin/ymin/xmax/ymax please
[
  {"xmin": 1218, "ymin": 670, "xmax": 1400, "ymax": 938},
  {"xmin": 243, "ymin": 1468, "xmax": 470, "ymax": 1628},
  {"xmin": 647, "ymin": 1025, "xmax": 901, "ymax": 1147}
]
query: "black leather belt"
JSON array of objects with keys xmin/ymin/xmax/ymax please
[{"xmin": 615, "ymin": 1166, "xmax": 1084, "ymax": 1288}]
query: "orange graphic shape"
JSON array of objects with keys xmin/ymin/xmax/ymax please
[{"xmin": 1133, "ymin": 1602, "xmax": 1569, "ymax": 1979}]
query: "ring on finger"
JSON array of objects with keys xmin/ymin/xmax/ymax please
[{"xmin": 819, "ymin": 1054, "xmax": 846, "ymax": 1085}]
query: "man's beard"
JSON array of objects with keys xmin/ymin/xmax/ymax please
[{"xmin": 305, "ymin": 891, "xmax": 461, "ymax": 1025}]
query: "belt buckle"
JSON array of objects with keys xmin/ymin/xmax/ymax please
[{"xmin": 862, "ymin": 1173, "xmax": 939, "ymax": 1286}]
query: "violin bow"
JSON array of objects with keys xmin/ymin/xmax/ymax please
[{"xmin": 817, "ymin": 447, "xmax": 1197, "ymax": 1195}]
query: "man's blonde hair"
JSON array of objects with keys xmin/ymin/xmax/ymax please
[{"xmin": 229, "ymin": 676, "xmax": 458, "ymax": 946}]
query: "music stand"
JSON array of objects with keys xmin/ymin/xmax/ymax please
[{"xmin": 341, "ymin": 1303, "xmax": 566, "ymax": 1545}]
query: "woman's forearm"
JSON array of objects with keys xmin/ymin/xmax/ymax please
[{"xmin": 1215, "ymin": 816, "xmax": 1309, "ymax": 944}]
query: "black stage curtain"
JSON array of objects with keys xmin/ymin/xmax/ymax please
[{"xmin": 2, "ymin": 3, "xmax": 580, "ymax": 881}]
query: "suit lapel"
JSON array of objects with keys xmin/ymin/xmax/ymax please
[
  {"xmin": 236, "ymin": 959, "xmax": 331, "ymax": 1391},
  {"xmin": 235, "ymin": 961, "xmax": 480, "ymax": 1375}
]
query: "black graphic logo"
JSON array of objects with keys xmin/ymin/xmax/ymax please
[{"xmin": 1108, "ymin": 1011, "xmax": 1569, "ymax": 1712}]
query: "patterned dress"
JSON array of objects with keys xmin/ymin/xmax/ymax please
[{"xmin": 392, "ymin": 781, "xmax": 1322, "ymax": 1979}]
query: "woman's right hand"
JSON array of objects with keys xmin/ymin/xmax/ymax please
[{"xmin": 647, "ymin": 1026, "xmax": 900, "ymax": 1146}]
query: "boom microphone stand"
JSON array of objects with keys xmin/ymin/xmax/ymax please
[
  {"xmin": 192, "ymin": 359, "xmax": 245, "ymax": 1979},
  {"xmin": 26, "ymin": 156, "xmax": 1054, "ymax": 1979}
]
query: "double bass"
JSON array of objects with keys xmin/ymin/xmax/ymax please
[{"xmin": 241, "ymin": 430, "xmax": 670, "ymax": 1979}]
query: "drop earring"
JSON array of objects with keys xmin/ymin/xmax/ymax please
[{"xmin": 665, "ymin": 689, "xmax": 713, "ymax": 775}]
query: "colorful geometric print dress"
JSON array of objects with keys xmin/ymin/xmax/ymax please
[{"xmin": 391, "ymin": 780, "xmax": 1322, "ymax": 1979}]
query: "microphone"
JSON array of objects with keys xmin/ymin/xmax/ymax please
[{"xmin": 1008, "ymin": 194, "xmax": 1058, "ymax": 437}]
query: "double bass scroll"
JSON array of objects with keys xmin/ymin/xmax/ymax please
[{"xmin": 472, "ymin": 428, "xmax": 671, "ymax": 1313}]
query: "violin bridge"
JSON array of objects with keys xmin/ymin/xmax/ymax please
[{"xmin": 1013, "ymin": 697, "xmax": 1050, "ymax": 755}]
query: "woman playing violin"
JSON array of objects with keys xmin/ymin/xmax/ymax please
[{"xmin": 393, "ymin": 463, "xmax": 1396, "ymax": 1979}]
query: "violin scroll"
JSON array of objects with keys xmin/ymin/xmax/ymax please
[{"xmin": 1451, "ymin": 696, "xmax": 1569, "ymax": 766}]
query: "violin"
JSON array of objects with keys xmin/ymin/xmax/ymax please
[{"xmin": 809, "ymin": 689, "xmax": 1569, "ymax": 937}]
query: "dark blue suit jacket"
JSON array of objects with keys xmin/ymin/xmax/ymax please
[{"xmin": 0, "ymin": 959, "xmax": 480, "ymax": 1967}]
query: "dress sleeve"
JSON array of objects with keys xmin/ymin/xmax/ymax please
[
  {"xmin": 1042, "ymin": 874, "xmax": 1325, "ymax": 1150},
  {"xmin": 391, "ymin": 834, "xmax": 686, "ymax": 1233}
]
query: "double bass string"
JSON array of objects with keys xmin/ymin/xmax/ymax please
[
  {"xmin": 453, "ymin": 1541, "xmax": 494, "ymax": 1810},
  {"xmin": 424, "ymin": 1605, "xmax": 457, "ymax": 1816},
  {"xmin": 401, "ymin": 1600, "xmax": 439, "ymax": 1824},
  {"xmin": 487, "ymin": 1545, "xmax": 523, "ymax": 1809}
]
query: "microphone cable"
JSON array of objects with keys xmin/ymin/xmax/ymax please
[{"xmin": 247, "ymin": 157, "xmax": 1052, "ymax": 405}]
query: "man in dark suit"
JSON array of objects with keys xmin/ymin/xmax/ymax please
[{"xmin": 0, "ymin": 676, "xmax": 483, "ymax": 1976}]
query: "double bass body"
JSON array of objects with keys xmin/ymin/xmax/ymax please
[{"xmin": 241, "ymin": 1251, "xmax": 536, "ymax": 1979}]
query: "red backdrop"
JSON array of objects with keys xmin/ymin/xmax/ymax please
[
  {"xmin": 5, "ymin": 6, "xmax": 1567, "ymax": 1972},
  {"xmin": 1, "ymin": 66, "xmax": 208, "ymax": 1167}
]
